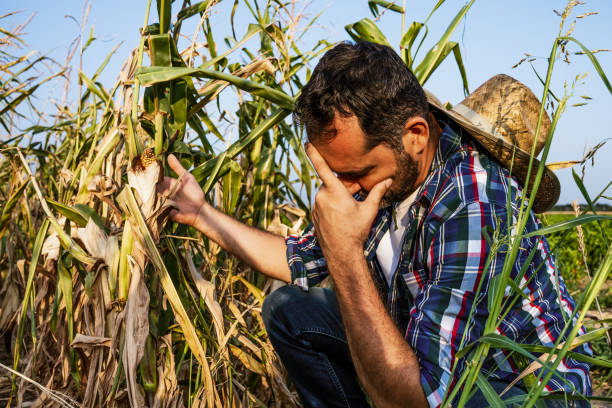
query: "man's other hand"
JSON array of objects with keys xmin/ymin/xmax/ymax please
[
  {"xmin": 157, "ymin": 154, "xmax": 207, "ymax": 228},
  {"xmin": 305, "ymin": 143, "xmax": 391, "ymax": 266}
]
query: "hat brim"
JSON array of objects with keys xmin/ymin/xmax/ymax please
[{"xmin": 425, "ymin": 91, "xmax": 560, "ymax": 213}]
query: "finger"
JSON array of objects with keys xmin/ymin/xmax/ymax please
[
  {"xmin": 156, "ymin": 176, "xmax": 175, "ymax": 195},
  {"xmin": 347, "ymin": 183, "xmax": 361, "ymax": 195},
  {"xmin": 304, "ymin": 143, "xmax": 344, "ymax": 190},
  {"xmin": 167, "ymin": 154, "xmax": 187, "ymax": 177},
  {"xmin": 363, "ymin": 178, "xmax": 392, "ymax": 209}
]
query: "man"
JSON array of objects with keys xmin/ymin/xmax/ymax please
[{"xmin": 158, "ymin": 41, "xmax": 592, "ymax": 407}]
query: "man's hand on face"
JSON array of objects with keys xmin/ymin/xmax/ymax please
[
  {"xmin": 305, "ymin": 143, "xmax": 391, "ymax": 272},
  {"xmin": 157, "ymin": 154, "xmax": 207, "ymax": 228}
]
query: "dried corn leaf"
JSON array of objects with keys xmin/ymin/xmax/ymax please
[
  {"xmin": 152, "ymin": 335, "xmax": 183, "ymax": 408},
  {"xmin": 500, "ymin": 328, "xmax": 607, "ymax": 396},
  {"xmin": 229, "ymin": 344, "xmax": 265, "ymax": 376},
  {"xmin": 185, "ymin": 249, "xmax": 225, "ymax": 343},
  {"xmin": 122, "ymin": 259, "xmax": 149, "ymax": 408},
  {"xmin": 117, "ymin": 186, "xmax": 217, "ymax": 407},
  {"xmin": 71, "ymin": 333, "xmax": 112, "ymax": 348},
  {"xmin": 547, "ymin": 160, "xmax": 582, "ymax": 171}
]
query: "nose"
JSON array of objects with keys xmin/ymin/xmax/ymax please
[{"xmin": 338, "ymin": 179, "xmax": 363, "ymax": 195}]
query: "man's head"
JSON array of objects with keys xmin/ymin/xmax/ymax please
[{"xmin": 294, "ymin": 41, "xmax": 434, "ymax": 203}]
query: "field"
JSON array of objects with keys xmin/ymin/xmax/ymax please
[
  {"xmin": 0, "ymin": 0, "xmax": 611, "ymax": 407},
  {"xmin": 541, "ymin": 213, "xmax": 612, "ymax": 398}
]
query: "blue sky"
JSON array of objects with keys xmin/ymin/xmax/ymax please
[{"xmin": 3, "ymin": 0, "xmax": 612, "ymax": 205}]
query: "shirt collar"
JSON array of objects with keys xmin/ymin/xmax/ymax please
[
  {"xmin": 362, "ymin": 116, "xmax": 464, "ymax": 261},
  {"xmin": 414, "ymin": 115, "xmax": 464, "ymax": 209}
]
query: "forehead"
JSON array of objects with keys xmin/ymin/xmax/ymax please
[
  {"xmin": 313, "ymin": 115, "xmax": 367, "ymax": 169},
  {"xmin": 312, "ymin": 114, "xmax": 390, "ymax": 173}
]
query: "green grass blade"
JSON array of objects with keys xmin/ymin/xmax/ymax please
[
  {"xmin": 572, "ymin": 168, "xmax": 610, "ymax": 246},
  {"xmin": 561, "ymin": 37, "xmax": 612, "ymax": 94},
  {"xmin": 523, "ymin": 214, "xmax": 612, "ymax": 238},
  {"xmin": 475, "ymin": 373, "xmax": 506, "ymax": 408}
]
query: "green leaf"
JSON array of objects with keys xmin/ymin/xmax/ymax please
[
  {"xmin": 176, "ymin": 1, "xmax": 214, "ymax": 25},
  {"xmin": 150, "ymin": 34, "xmax": 172, "ymax": 67},
  {"xmin": 223, "ymin": 160, "xmax": 243, "ymax": 214},
  {"xmin": 0, "ymin": 176, "xmax": 30, "ymax": 235},
  {"xmin": 452, "ymin": 44, "xmax": 469, "ymax": 95},
  {"xmin": 368, "ymin": 0, "xmax": 404, "ymax": 17},
  {"xmin": 136, "ymin": 66, "xmax": 295, "ymax": 110},
  {"xmin": 192, "ymin": 109, "xmax": 291, "ymax": 182},
  {"xmin": 475, "ymin": 373, "xmax": 506, "ymax": 408},
  {"xmin": 47, "ymin": 199, "xmax": 87, "ymax": 227},
  {"xmin": 199, "ymin": 24, "xmax": 265, "ymax": 71},
  {"xmin": 415, "ymin": 41, "xmax": 457, "ymax": 85},
  {"xmin": 81, "ymin": 26, "xmax": 96, "ymax": 54},
  {"xmin": 562, "ymin": 37, "xmax": 612, "ymax": 95},
  {"xmin": 157, "ymin": 0, "xmax": 171, "ymax": 34},
  {"xmin": 399, "ymin": 21, "xmax": 424, "ymax": 67},
  {"xmin": 58, "ymin": 260, "xmax": 74, "ymax": 345},
  {"xmin": 13, "ymin": 219, "xmax": 50, "ymax": 385},
  {"xmin": 202, "ymin": 150, "xmax": 228, "ymax": 195},
  {"xmin": 79, "ymin": 71, "xmax": 111, "ymax": 105},
  {"xmin": 572, "ymin": 168, "xmax": 609, "ymax": 246},
  {"xmin": 414, "ymin": 0, "xmax": 475, "ymax": 84},
  {"xmin": 488, "ymin": 274, "xmax": 503, "ymax": 312},
  {"xmin": 74, "ymin": 204, "xmax": 107, "ymax": 232},
  {"xmin": 424, "ymin": 0, "xmax": 447, "ymax": 24},
  {"xmin": 344, "ymin": 18, "xmax": 391, "ymax": 46},
  {"xmin": 523, "ymin": 214, "xmax": 612, "ymax": 238}
]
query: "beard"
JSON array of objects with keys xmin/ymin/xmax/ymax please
[{"xmin": 379, "ymin": 148, "xmax": 419, "ymax": 208}]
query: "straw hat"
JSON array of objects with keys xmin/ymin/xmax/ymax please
[{"xmin": 426, "ymin": 74, "xmax": 560, "ymax": 213}]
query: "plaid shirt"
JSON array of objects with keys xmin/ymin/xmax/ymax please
[{"xmin": 285, "ymin": 116, "xmax": 592, "ymax": 407}]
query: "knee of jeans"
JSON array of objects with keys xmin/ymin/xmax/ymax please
[{"xmin": 262, "ymin": 285, "xmax": 303, "ymax": 333}]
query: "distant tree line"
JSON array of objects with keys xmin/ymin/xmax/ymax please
[{"xmin": 550, "ymin": 203, "xmax": 612, "ymax": 212}]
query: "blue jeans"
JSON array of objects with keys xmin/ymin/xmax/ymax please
[{"xmin": 262, "ymin": 285, "xmax": 590, "ymax": 408}]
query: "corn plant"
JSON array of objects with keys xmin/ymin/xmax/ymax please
[{"xmin": 1, "ymin": 0, "xmax": 610, "ymax": 407}]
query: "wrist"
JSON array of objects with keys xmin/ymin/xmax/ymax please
[
  {"xmin": 324, "ymin": 240, "xmax": 363, "ymax": 263},
  {"xmin": 191, "ymin": 202, "xmax": 211, "ymax": 230},
  {"xmin": 325, "ymin": 247, "xmax": 367, "ymax": 282}
]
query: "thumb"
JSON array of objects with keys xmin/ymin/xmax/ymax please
[
  {"xmin": 364, "ymin": 178, "xmax": 392, "ymax": 209},
  {"xmin": 167, "ymin": 154, "xmax": 187, "ymax": 177}
]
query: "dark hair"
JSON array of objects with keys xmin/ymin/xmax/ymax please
[{"xmin": 294, "ymin": 41, "xmax": 430, "ymax": 151}]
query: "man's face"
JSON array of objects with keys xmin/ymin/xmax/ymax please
[{"xmin": 312, "ymin": 114, "xmax": 419, "ymax": 205}]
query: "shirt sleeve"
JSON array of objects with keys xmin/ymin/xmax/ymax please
[
  {"xmin": 285, "ymin": 222, "xmax": 329, "ymax": 290},
  {"xmin": 406, "ymin": 201, "xmax": 493, "ymax": 408}
]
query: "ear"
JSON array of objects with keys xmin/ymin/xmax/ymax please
[{"xmin": 401, "ymin": 116, "xmax": 430, "ymax": 155}]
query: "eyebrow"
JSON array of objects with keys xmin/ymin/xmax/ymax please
[{"xmin": 335, "ymin": 165, "xmax": 374, "ymax": 178}]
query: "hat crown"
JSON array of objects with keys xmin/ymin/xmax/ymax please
[
  {"xmin": 459, "ymin": 74, "xmax": 551, "ymax": 155},
  {"xmin": 425, "ymin": 74, "xmax": 560, "ymax": 212}
]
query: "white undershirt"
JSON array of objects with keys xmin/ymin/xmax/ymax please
[{"xmin": 375, "ymin": 189, "xmax": 419, "ymax": 285}]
